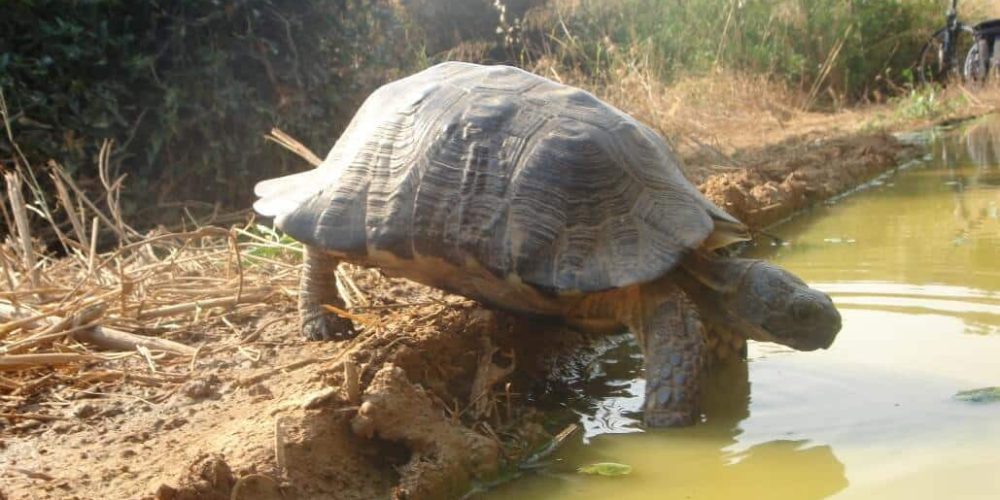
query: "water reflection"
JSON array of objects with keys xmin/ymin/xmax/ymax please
[
  {"xmin": 488, "ymin": 338, "xmax": 849, "ymax": 499},
  {"xmin": 962, "ymin": 116, "xmax": 1000, "ymax": 175}
]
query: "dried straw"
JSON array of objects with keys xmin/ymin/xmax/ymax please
[{"xmin": 0, "ymin": 125, "xmax": 319, "ymax": 423}]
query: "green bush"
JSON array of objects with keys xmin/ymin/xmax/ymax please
[{"xmin": 0, "ymin": 0, "xmax": 420, "ymax": 207}]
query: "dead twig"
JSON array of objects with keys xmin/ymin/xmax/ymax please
[
  {"xmin": 0, "ymin": 302, "xmax": 196, "ymax": 356},
  {"xmin": 4, "ymin": 172, "xmax": 39, "ymax": 289},
  {"xmin": 264, "ymin": 128, "xmax": 323, "ymax": 167},
  {"xmin": 75, "ymin": 326, "xmax": 197, "ymax": 356},
  {"xmin": 50, "ymin": 161, "xmax": 131, "ymax": 245},
  {"xmin": 135, "ymin": 290, "xmax": 272, "ymax": 320},
  {"xmin": 344, "ymin": 359, "xmax": 360, "ymax": 404},
  {"xmin": 467, "ymin": 335, "xmax": 516, "ymax": 419},
  {"xmin": 519, "ymin": 423, "xmax": 580, "ymax": 470},
  {"xmin": 0, "ymin": 353, "xmax": 104, "ymax": 371},
  {"xmin": 0, "ymin": 412, "xmax": 65, "ymax": 422},
  {"xmin": 274, "ymin": 416, "xmax": 288, "ymax": 470}
]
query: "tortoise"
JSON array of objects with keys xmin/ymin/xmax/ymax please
[{"xmin": 253, "ymin": 62, "xmax": 841, "ymax": 427}]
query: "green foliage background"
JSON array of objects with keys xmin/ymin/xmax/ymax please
[{"xmin": 0, "ymin": 0, "xmax": 420, "ymax": 206}]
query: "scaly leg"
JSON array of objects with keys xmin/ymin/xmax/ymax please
[
  {"xmin": 637, "ymin": 287, "xmax": 705, "ymax": 427},
  {"xmin": 300, "ymin": 245, "xmax": 356, "ymax": 341}
]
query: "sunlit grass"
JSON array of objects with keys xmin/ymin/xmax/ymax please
[{"xmin": 521, "ymin": 0, "xmax": 943, "ymax": 107}]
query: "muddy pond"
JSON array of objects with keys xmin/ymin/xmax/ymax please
[{"xmin": 480, "ymin": 118, "xmax": 1000, "ymax": 499}]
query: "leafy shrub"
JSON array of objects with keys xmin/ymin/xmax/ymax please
[
  {"xmin": 400, "ymin": 0, "xmax": 546, "ymax": 54},
  {"xmin": 0, "ymin": 0, "xmax": 420, "ymax": 206}
]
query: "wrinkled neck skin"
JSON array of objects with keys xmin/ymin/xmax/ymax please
[
  {"xmin": 668, "ymin": 254, "xmax": 765, "ymax": 340},
  {"xmin": 674, "ymin": 251, "xmax": 841, "ymax": 352}
]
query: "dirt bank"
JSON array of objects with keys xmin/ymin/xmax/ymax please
[
  {"xmin": 0, "ymin": 107, "xmax": 948, "ymax": 499},
  {"xmin": 696, "ymin": 131, "xmax": 914, "ymax": 229}
]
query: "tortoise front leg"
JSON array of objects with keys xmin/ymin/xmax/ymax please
[
  {"xmin": 638, "ymin": 288, "xmax": 705, "ymax": 427},
  {"xmin": 300, "ymin": 245, "xmax": 357, "ymax": 341}
]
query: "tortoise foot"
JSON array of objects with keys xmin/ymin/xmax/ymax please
[{"xmin": 302, "ymin": 311, "xmax": 357, "ymax": 341}]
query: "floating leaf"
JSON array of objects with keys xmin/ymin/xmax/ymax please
[
  {"xmin": 576, "ymin": 462, "xmax": 633, "ymax": 476},
  {"xmin": 954, "ymin": 387, "xmax": 1000, "ymax": 404}
]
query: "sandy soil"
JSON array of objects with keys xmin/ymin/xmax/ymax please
[{"xmin": 0, "ymin": 102, "xmax": 951, "ymax": 500}]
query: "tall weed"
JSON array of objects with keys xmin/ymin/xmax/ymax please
[{"xmin": 523, "ymin": 0, "xmax": 944, "ymax": 106}]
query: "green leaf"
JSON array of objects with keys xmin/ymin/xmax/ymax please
[
  {"xmin": 954, "ymin": 387, "xmax": 1000, "ymax": 404},
  {"xmin": 576, "ymin": 462, "xmax": 633, "ymax": 476}
]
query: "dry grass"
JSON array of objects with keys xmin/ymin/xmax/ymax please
[
  {"xmin": 0, "ymin": 109, "xmax": 317, "ymax": 423},
  {"xmin": 966, "ymin": 0, "xmax": 1000, "ymax": 18},
  {"xmin": 526, "ymin": 49, "xmax": 838, "ymax": 179},
  {"xmin": 0, "ymin": 169, "xmax": 298, "ymax": 419}
]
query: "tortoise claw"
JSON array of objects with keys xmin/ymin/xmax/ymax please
[{"xmin": 302, "ymin": 310, "xmax": 357, "ymax": 341}]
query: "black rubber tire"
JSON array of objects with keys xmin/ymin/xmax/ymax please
[
  {"xmin": 962, "ymin": 37, "xmax": 995, "ymax": 83},
  {"xmin": 917, "ymin": 24, "xmax": 976, "ymax": 86}
]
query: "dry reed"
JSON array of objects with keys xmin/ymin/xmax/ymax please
[{"xmin": 0, "ymin": 119, "xmax": 320, "ymax": 424}]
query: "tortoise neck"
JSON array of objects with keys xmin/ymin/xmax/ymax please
[
  {"xmin": 677, "ymin": 250, "xmax": 757, "ymax": 295},
  {"xmin": 671, "ymin": 251, "xmax": 762, "ymax": 337}
]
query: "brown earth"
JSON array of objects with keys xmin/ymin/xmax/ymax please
[{"xmin": 0, "ymin": 87, "xmax": 984, "ymax": 499}]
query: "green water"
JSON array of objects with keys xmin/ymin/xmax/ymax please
[{"xmin": 481, "ymin": 118, "xmax": 1000, "ymax": 499}]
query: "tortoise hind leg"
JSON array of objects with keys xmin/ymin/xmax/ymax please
[
  {"xmin": 300, "ymin": 245, "xmax": 357, "ymax": 341},
  {"xmin": 637, "ymin": 286, "xmax": 705, "ymax": 427}
]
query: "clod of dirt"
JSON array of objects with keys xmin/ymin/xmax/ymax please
[
  {"xmin": 157, "ymin": 417, "xmax": 189, "ymax": 431},
  {"xmin": 181, "ymin": 375, "xmax": 222, "ymax": 400},
  {"xmin": 155, "ymin": 453, "xmax": 235, "ymax": 500},
  {"xmin": 230, "ymin": 474, "xmax": 284, "ymax": 500},
  {"xmin": 71, "ymin": 402, "xmax": 99, "ymax": 419},
  {"xmin": 352, "ymin": 364, "xmax": 500, "ymax": 500},
  {"xmin": 51, "ymin": 421, "xmax": 76, "ymax": 434}
]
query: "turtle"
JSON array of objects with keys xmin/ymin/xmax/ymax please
[{"xmin": 253, "ymin": 61, "xmax": 841, "ymax": 427}]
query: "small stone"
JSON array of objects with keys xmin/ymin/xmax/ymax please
[
  {"xmin": 155, "ymin": 484, "xmax": 178, "ymax": 500},
  {"xmin": 182, "ymin": 375, "xmax": 221, "ymax": 400},
  {"xmin": 14, "ymin": 420, "xmax": 42, "ymax": 432},
  {"xmin": 51, "ymin": 421, "xmax": 75, "ymax": 434},
  {"xmin": 231, "ymin": 474, "xmax": 282, "ymax": 500},
  {"xmin": 161, "ymin": 417, "xmax": 188, "ymax": 431},
  {"xmin": 247, "ymin": 383, "xmax": 273, "ymax": 399},
  {"xmin": 71, "ymin": 402, "xmax": 99, "ymax": 419},
  {"xmin": 123, "ymin": 431, "xmax": 150, "ymax": 443},
  {"xmin": 100, "ymin": 405, "xmax": 124, "ymax": 418}
]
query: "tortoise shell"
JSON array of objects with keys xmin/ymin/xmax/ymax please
[{"xmin": 254, "ymin": 62, "xmax": 746, "ymax": 293}]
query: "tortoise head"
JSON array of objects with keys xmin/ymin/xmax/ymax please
[
  {"xmin": 727, "ymin": 260, "xmax": 841, "ymax": 350},
  {"xmin": 682, "ymin": 256, "xmax": 841, "ymax": 351}
]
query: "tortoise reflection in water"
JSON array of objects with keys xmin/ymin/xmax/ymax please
[{"xmin": 254, "ymin": 62, "xmax": 842, "ymax": 427}]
